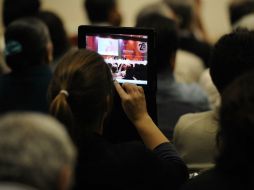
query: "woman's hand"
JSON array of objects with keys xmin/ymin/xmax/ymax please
[
  {"xmin": 114, "ymin": 81, "xmax": 148, "ymax": 125},
  {"xmin": 114, "ymin": 81, "xmax": 169, "ymax": 150}
]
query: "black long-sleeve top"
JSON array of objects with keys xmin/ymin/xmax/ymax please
[{"xmin": 73, "ymin": 133, "xmax": 188, "ymax": 190}]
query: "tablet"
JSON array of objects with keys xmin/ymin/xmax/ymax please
[
  {"xmin": 78, "ymin": 25, "xmax": 157, "ymax": 142},
  {"xmin": 78, "ymin": 25, "xmax": 155, "ymax": 86}
]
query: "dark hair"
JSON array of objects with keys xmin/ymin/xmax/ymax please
[
  {"xmin": 84, "ymin": 0, "xmax": 116, "ymax": 23},
  {"xmin": 4, "ymin": 17, "xmax": 51, "ymax": 71},
  {"xmin": 123, "ymin": 66, "xmax": 135, "ymax": 80},
  {"xmin": 3, "ymin": 0, "xmax": 41, "ymax": 27},
  {"xmin": 229, "ymin": 1, "xmax": 254, "ymax": 26},
  {"xmin": 136, "ymin": 13, "xmax": 178, "ymax": 72},
  {"xmin": 49, "ymin": 49, "xmax": 113, "ymax": 142},
  {"xmin": 217, "ymin": 71, "xmax": 254, "ymax": 177},
  {"xmin": 164, "ymin": 0, "xmax": 193, "ymax": 30},
  {"xmin": 38, "ymin": 11, "xmax": 71, "ymax": 62},
  {"xmin": 209, "ymin": 29, "xmax": 254, "ymax": 94}
]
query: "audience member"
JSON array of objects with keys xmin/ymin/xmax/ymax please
[
  {"xmin": 84, "ymin": 0, "xmax": 122, "ymax": 26},
  {"xmin": 136, "ymin": 0, "xmax": 175, "ymax": 21},
  {"xmin": 198, "ymin": 0, "xmax": 254, "ymax": 111},
  {"xmin": 199, "ymin": 69, "xmax": 220, "ymax": 110},
  {"xmin": 0, "ymin": 18, "xmax": 53, "ymax": 114},
  {"xmin": 136, "ymin": 13, "xmax": 209, "ymax": 139},
  {"xmin": 2, "ymin": 0, "xmax": 41, "ymax": 27},
  {"xmin": 174, "ymin": 29, "xmax": 254, "ymax": 172},
  {"xmin": 1, "ymin": 0, "xmax": 41, "ymax": 73},
  {"xmin": 68, "ymin": 0, "xmax": 122, "ymax": 45},
  {"xmin": 48, "ymin": 49, "xmax": 188, "ymax": 190},
  {"xmin": 0, "ymin": 112, "xmax": 76, "ymax": 190},
  {"xmin": 38, "ymin": 10, "xmax": 71, "ymax": 71},
  {"xmin": 164, "ymin": 0, "xmax": 212, "ymax": 68},
  {"xmin": 181, "ymin": 71, "xmax": 254, "ymax": 190},
  {"xmin": 174, "ymin": 50, "xmax": 205, "ymax": 83},
  {"xmin": 136, "ymin": 1, "xmax": 205, "ymax": 84},
  {"xmin": 197, "ymin": 0, "xmax": 254, "ymax": 112}
]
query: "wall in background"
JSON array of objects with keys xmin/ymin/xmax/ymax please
[{"xmin": 202, "ymin": 0, "xmax": 231, "ymax": 41}]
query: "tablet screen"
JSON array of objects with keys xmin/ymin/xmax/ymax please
[
  {"xmin": 85, "ymin": 34, "xmax": 148, "ymax": 85},
  {"xmin": 78, "ymin": 26, "xmax": 155, "ymax": 86}
]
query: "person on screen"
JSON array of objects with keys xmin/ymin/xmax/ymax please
[
  {"xmin": 123, "ymin": 64, "xmax": 137, "ymax": 80},
  {"xmin": 48, "ymin": 48, "xmax": 188, "ymax": 190}
]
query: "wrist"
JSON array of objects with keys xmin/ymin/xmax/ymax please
[
  {"xmin": 133, "ymin": 114, "xmax": 153, "ymax": 130},
  {"xmin": 133, "ymin": 113, "xmax": 170, "ymax": 150}
]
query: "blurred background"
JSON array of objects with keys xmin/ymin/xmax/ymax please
[{"xmin": 0, "ymin": 0, "xmax": 231, "ymax": 41}]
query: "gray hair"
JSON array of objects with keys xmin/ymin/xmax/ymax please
[{"xmin": 0, "ymin": 112, "xmax": 76, "ymax": 190}]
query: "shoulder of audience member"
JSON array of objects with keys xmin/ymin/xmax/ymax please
[{"xmin": 175, "ymin": 110, "xmax": 215, "ymax": 130}]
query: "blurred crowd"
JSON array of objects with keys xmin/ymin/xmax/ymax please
[{"xmin": 1, "ymin": 0, "xmax": 254, "ymax": 190}]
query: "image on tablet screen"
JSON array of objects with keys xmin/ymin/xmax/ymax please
[{"xmin": 86, "ymin": 34, "xmax": 148, "ymax": 85}]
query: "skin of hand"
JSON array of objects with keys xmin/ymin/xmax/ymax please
[{"xmin": 114, "ymin": 81, "xmax": 148, "ymax": 125}]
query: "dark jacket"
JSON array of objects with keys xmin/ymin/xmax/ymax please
[
  {"xmin": 74, "ymin": 133, "xmax": 188, "ymax": 190},
  {"xmin": 179, "ymin": 32, "xmax": 212, "ymax": 68},
  {"xmin": 0, "ymin": 64, "xmax": 52, "ymax": 114},
  {"xmin": 157, "ymin": 70, "xmax": 209, "ymax": 139}
]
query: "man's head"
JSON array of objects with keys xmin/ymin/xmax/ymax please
[
  {"xmin": 4, "ymin": 17, "xmax": 52, "ymax": 72},
  {"xmin": 37, "ymin": 10, "xmax": 71, "ymax": 60},
  {"xmin": 217, "ymin": 71, "xmax": 254, "ymax": 172},
  {"xmin": 210, "ymin": 29, "xmax": 254, "ymax": 94},
  {"xmin": 84, "ymin": 0, "xmax": 122, "ymax": 26},
  {"xmin": 0, "ymin": 112, "xmax": 76, "ymax": 190},
  {"xmin": 2, "ymin": 0, "xmax": 41, "ymax": 27},
  {"xmin": 164, "ymin": 0, "xmax": 194, "ymax": 30},
  {"xmin": 136, "ymin": 1, "xmax": 175, "ymax": 22},
  {"xmin": 136, "ymin": 13, "xmax": 178, "ymax": 72}
]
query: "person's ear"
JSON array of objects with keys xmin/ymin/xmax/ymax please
[
  {"xmin": 98, "ymin": 95, "xmax": 112, "ymax": 134},
  {"xmin": 105, "ymin": 95, "xmax": 111, "ymax": 117},
  {"xmin": 47, "ymin": 42, "xmax": 53, "ymax": 63},
  {"xmin": 58, "ymin": 165, "xmax": 73, "ymax": 190},
  {"xmin": 170, "ymin": 52, "xmax": 176, "ymax": 72},
  {"xmin": 108, "ymin": 6, "xmax": 122, "ymax": 26}
]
